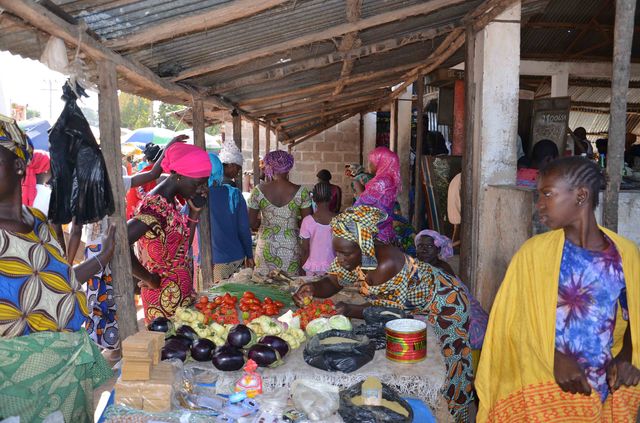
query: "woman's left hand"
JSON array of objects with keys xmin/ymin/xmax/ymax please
[{"xmin": 607, "ymin": 358, "xmax": 640, "ymax": 391}]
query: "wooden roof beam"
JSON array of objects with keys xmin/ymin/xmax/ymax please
[
  {"xmin": 332, "ymin": 0, "xmax": 363, "ymax": 96},
  {"xmin": 171, "ymin": 0, "xmax": 467, "ymax": 81},
  {"xmin": 239, "ymin": 60, "xmax": 433, "ymax": 107},
  {"xmin": 105, "ymin": 0, "xmax": 291, "ymax": 51},
  {"xmin": 210, "ymin": 24, "xmax": 454, "ymax": 94}
]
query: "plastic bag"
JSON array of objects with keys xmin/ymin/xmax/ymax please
[
  {"xmin": 48, "ymin": 81, "xmax": 114, "ymax": 224},
  {"xmin": 291, "ymin": 379, "xmax": 340, "ymax": 421},
  {"xmin": 303, "ymin": 330, "xmax": 375, "ymax": 373},
  {"xmin": 353, "ymin": 307, "xmax": 411, "ymax": 350},
  {"xmin": 338, "ymin": 380, "xmax": 413, "ymax": 423}
]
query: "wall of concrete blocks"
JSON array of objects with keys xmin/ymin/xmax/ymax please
[{"xmin": 223, "ymin": 115, "xmax": 364, "ymax": 210}]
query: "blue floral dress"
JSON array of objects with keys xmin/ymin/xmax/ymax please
[{"xmin": 555, "ymin": 236, "xmax": 628, "ymax": 401}]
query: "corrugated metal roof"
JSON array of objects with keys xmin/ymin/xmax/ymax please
[
  {"xmin": 569, "ymin": 110, "xmax": 640, "ymax": 136},
  {"xmin": 9, "ymin": 0, "xmax": 639, "ymax": 143}
]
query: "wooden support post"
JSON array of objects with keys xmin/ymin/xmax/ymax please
[
  {"xmin": 192, "ymin": 99, "xmax": 213, "ymax": 291},
  {"xmin": 413, "ymin": 76, "xmax": 425, "ymax": 229},
  {"xmin": 396, "ymin": 86, "xmax": 412, "ymax": 216},
  {"xmin": 604, "ymin": 0, "xmax": 637, "ymax": 230},
  {"xmin": 452, "ymin": 79, "xmax": 465, "ymax": 156},
  {"xmin": 232, "ymin": 109, "xmax": 242, "ymax": 151},
  {"xmin": 390, "ymin": 99, "xmax": 399, "ymax": 152},
  {"xmin": 265, "ymin": 122, "xmax": 272, "ymax": 154},
  {"xmin": 98, "ymin": 60, "xmax": 137, "ymax": 340},
  {"xmin": 359, "ymin": 114, "xmax": 365, "ymax": 165},
  {"xmin": 252, "ymin": 122, "xmax": 260, "ymax": 187},
  {"xmin": 460, "ymin": 26, "xmax": 476, "ymax": 291}
]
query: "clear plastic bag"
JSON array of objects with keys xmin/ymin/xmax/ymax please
[{"xmin": 291, "ymin": 379, "xmax": 340, "ymax": 421}]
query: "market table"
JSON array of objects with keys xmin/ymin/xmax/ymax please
[{"xmin": 188, "ymin": 324, "xmax": 446, "ymax": 412}]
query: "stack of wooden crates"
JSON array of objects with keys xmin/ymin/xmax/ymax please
[{"xmin": 114, "ymin": 331, "xmax": 178, "ymax": 412}]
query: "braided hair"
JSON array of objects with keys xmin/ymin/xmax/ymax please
[
  {"xmin": 312, "ymin": 181, "xmax": 332, "ymax": 203},
  {"xmin": 539, "ymin": 156, "xmax": 604, "ymax": 209}
]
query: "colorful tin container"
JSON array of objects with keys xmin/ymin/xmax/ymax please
[{"xmin": 385, "ymin": 319, "xmax": 427, "ymax": 363}]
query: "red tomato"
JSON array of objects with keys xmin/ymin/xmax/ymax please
[
  {"xmin": 199, "ymin": 295, "xmax": 208, "ymax": 304},
  {"xmin": 274, "ymin": 301, "xmax": 284, "ymax": 308},
  {"xmin": 213, "ymin": 297, "xmax": 223, "ymax": 305},
  {"xmin": 206, "ymin": 302, "xmax": 216, "ymax": 310}
]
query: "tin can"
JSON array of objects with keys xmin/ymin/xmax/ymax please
[{"xmin": 385, "ymin": 319, "xmax": 427, "ymax": 363}]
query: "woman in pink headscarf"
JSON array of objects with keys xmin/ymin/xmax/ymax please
[
  {"xmin": 128, "ymin": 140, "xmax": 211, "ymax": 321},
  {"xmin": 354, "ymin": 146, "xmax": 402, "ymax": 243}
]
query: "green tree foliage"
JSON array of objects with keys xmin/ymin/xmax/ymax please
[
  {"xmin": 26, "ymin": 108, "xmax": 41, "ymax": 119},
  {"xmin": 155, "ymin": 103, "xmax": 188, "ymax": 131},
  {"xmin": 119, "ymin": 92, "xmax": 152, "ymax": 129},
  {"xmin": 79, "ymin": 106, "xmax": 99, "ymax": 127}
]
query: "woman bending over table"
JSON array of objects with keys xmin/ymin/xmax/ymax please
[{"xmin": 294, "ymin": 205, "xmax": 473, "ymax": 422}]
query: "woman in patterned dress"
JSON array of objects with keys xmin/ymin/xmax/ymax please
[
  {"xmin": 0, "ymin": 117, "xmax": 115, "ymax": 421},
  {"xmin": 128, "ymin": 142, "xmax": 211, "ymax": 322},
  {"xmin": 248, "ymin": 150, "xmax": 312, "ymax": 276},
  {"xmin": 293, "ymin": 205, "xmax": 473, "ymax": 422}
]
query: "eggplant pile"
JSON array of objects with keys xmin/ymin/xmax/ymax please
[{"xmin": 161, "ymin": 319, "xmax": 297, "ymax": 370}]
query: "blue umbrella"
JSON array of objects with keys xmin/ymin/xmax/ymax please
[
  {"xmin": 124, "ymin": 127, "xmax": 177, "ymax": 145},
  {"xmin": 18, "ymin": 118, "xmax": 51, "ymax": 151}
]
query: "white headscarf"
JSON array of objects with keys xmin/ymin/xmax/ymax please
[{"xmin": 219, "ymin": 139, "xmax": 243, "ymax": 166}]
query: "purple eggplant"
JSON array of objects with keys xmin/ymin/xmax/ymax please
[
  {"xmin": 147, "ymin": 317, "xmax": 172, "ymax": 333},
  {"xmin": 248, "ymin": 344, "xmax": 283, "ymax": 368},
  {"xmin": 211, "ymin": 345, "xmax": 246, "ymax": 371},
  {"xmin": 259, "ymin": 336, "xmax": 289, "ymax": 358},
  {"xmin": 190, "ymin": 338, "xmax": 216, "ymax": 362},
  {"xmin": 165, "ymin": 335, "xmax": 193, "ymax": 349},
  {"xmin": 161, "ymin": 338, "xmax": 190, "ymax": 362},
  {"xmin": 226, "ymin": 324, "xmax": 257, "ymax": 349},
  {"xmin": 175, "ymin": 325, "xmax": 199, "ymax": 342}
]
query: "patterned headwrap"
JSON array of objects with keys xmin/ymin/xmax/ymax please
[
  {"xmin": 219, "ymin": 139, "xmax": 244, "ymax": 166},
  {"xmin": 347, "ymin": 163, "xmax": 365, "ymax": 176},
  {"xmin": 330, "ymin": 205, "xmax": 388, "ymax": 270},
  {"xmin": 208, "ymin": 152, "xmax": 240, "ymax": 213},
  {"xmin": 263, "ymin": 150, "xmax": 294, "ymax": 181},
  {"xmin": 415, "ymin": 229, "xmax": 454, "ymax": 260},
  {"xmin": 0, "ymin": 114, "xmax": 33, "ymax": 164}
]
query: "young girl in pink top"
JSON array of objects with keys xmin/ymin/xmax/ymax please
[{"xmin": 300, "ymin": 182, "xmax": 337, "ymax": 276}]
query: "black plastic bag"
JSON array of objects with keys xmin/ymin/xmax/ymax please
[
  {"xmin": 48, "ymin": 82, "xmax": 114, "ymax": 224},
  {"xmin": 354, "ymin": 307, "xmax": 412, "ymax": 350},
  {"xmin": 338, "ymin": 380, "xmax": 413, "ymax": 423},
  {"xmin": 303, "ymin": 330, "xmax": 375, "ymax": 373}
]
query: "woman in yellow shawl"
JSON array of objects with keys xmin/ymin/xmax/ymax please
[{"xmin": 476, "ymin": 157, "xmax": 640, "ymax": 422}]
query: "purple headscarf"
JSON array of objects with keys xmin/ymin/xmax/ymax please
[
  {"xmin": 263, "ymin": 150, "xmax": 294, "ymax": 181},
  {"xmin": 415, "ymin": 229, "xmax": 454, "ymax": 260}
]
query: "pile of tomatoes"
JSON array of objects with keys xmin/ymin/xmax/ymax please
[
  {"xmin": 293, "ymin": 299, "xmax": 336, "ymax": 329},
  {"xmin": 239, "ymin": 291, "xmax": 285, "ymax": 321},
  {"xmin": 195, "ymin": 293, "xmax": 239, "ymax": 325}
]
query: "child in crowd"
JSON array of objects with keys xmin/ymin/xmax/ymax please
[{"xmin": 300, "ymin": 182, "xmax": 337, "ymax": 276}]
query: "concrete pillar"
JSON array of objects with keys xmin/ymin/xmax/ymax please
[
  {"xmin": 396, "ymin": 86, "xmax": 412, "ymax": 216},
  {"xmin": 464, "ymin": 2, "xmax": 521, "ymax": 310},
  {"xmin": 551, "ymin": 70, "xmax": 569, "ymax": 97},
  {"xmin": 362, "ymin": 112, "xmax": 377, "ymax": 163},
  {"xmin": 452, "ymin": 79, "xmax": 465, "ymax": 155}
]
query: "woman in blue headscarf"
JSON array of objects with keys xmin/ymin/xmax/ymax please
[{"xmin": 206, "ymin": 153, "xmax": 254, "ymax": 284}]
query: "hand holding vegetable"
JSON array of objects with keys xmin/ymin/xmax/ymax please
[{"xmin": 293, "ymin": 283, "xmax": 315, "ymax": 307}]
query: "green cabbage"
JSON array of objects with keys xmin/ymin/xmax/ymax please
[
  {"xmin": 305, "ymin": 318, "xmax": 331, "ymax": 337},
  {"xmin": 328, "ymin": 315, "xmax": 352, "ymax": 331}
]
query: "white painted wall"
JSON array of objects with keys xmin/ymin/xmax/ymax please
[{"xmin": 362, "ymin": 112, "xmax": 377, "ymax": 161}]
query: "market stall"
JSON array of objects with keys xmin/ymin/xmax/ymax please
[{"xmin": 98, "ymin": 269, "xmax": 447, "ymax": 422}]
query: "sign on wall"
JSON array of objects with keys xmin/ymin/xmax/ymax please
[{"xmin": 530, "ymin": 97, "xmax": 571, "ymax": 154}]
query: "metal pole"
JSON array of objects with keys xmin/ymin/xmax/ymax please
[{"xmin": 603, "ymin": 0, "xmax": 636, "ymax": 230}]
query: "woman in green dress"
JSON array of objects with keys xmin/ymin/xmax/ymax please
[{"xmin": 248, "ymin": 151, "xmax": 312, "ymax": 276}]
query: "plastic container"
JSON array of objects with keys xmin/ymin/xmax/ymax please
[{"xmin": 385, "ymin": 319, "xmax": 427, "ymax": 363}]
